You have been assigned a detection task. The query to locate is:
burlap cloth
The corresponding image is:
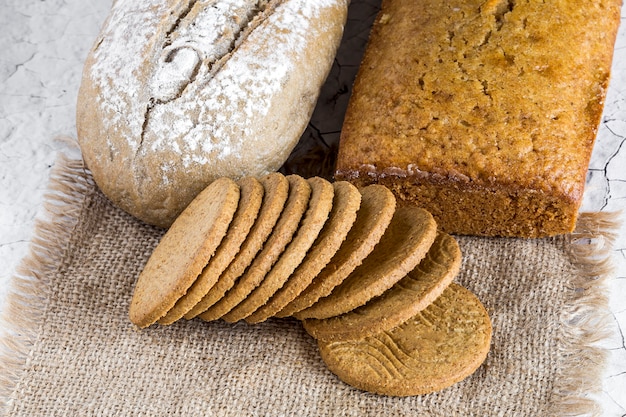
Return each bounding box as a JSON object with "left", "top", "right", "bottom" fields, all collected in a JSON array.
[
  {"left": 0, "top": 154, "right": 618, "bottom": 417},
  {"left": 0, "top": 1, "right": 621, "bottom": 415}
]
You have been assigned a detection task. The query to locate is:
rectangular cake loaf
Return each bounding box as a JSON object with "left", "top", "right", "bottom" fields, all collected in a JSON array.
[{"left": 335, "top": 0, "right": 622, "bottom": 237}]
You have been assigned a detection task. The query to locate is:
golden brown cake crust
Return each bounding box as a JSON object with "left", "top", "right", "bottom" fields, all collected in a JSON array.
[{"left": 335, "top": 0, "right": 622, "bottom": 237}]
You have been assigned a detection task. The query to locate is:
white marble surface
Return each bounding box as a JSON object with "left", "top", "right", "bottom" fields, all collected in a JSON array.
[{"left": 0, "top": 1, "right": 625, "bottom": 415}]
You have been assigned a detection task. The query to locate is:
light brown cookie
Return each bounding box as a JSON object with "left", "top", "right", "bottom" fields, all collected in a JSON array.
[
  {"left": 157, "top": 177, "right": 264, "bottom": 325},
  {"left": 317, "top": 283, "right": 492, "bottom": 396},
  {"left": 245, "top": 181, "right": 362, "bottom": 324},
  {"left": 302, "top": 232, "right": 461, "bottom": 341},
  {"left": 183, "top": 173, "right": 289, "bottom": 319},
  {"left": 224, "top": 177, "right": 335, "bottom": 323},
  {"left": 128, "top": 177, "right": 240, "bottom": 328},
  {"left": 295, "top": 206, "right": 437, "bottom": 320},
  {"left": 199, "top": 175, "right": 311, "bottom": 322},
  {"left": 276, "top": 184, "right": 396, "bottom": 318}
]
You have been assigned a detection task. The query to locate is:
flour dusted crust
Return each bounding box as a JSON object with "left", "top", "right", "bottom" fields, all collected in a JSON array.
[{"left": 77, "top": 0, "right": 348, "bottom": 227}]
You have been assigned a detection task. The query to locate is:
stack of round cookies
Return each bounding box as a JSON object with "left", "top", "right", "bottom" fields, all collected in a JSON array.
[{"left": 128, "top": 173, "right": 492, "bottom": 396}]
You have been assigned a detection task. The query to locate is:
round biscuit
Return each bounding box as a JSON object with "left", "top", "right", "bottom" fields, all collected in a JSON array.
[
  {"left": 229, "top": 177, "right": 336, "bottom": 323},
  {"left": 183, "top": 172, "right": 289, "bottom": 319},
  {"left": 276, "top": 184, "right": 396, "bottom": 318},
  {"left": 246, "top": 181, "right": 361, "bottom": 324},
  {"left": 317, "top": 283, "right": 492, "bottom": 396},
  {"left": 200, "top": 175, "right": 311, "bottom": 322},
  {"left": 157, "top": 177, "right": 264, "bottom": 325},
  {"left": 295, "top": 205, "right": 437, "bottom": 320},
  {"left": 128, "top": 177, "right": 240, "bottom": 328},
  {"left": 302, "top": 232, "right": 461, "bottom": 341}
]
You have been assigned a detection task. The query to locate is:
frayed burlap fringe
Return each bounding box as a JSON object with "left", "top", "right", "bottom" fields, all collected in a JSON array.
[
  {"left": 551, "top": 212, "right": 621, "bottom": 417},
  {"left": 0, "top": 152, "right": 94, "bottom": 415}
]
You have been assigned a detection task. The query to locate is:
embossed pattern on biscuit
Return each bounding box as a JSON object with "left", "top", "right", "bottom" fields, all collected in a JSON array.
[
  {"left": 317, "top": 283, "right": 492, "bottom": 397},
  {"left": 302, "top": 232, "right": 461, "bottom": 341}
]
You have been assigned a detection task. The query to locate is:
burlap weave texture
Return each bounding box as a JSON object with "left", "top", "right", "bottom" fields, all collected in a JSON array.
[{"left": 0, "top": 156, "right": 617, "bottom": 417}]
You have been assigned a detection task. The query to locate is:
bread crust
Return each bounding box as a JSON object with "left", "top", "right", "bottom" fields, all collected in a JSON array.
[
  {"left": 335, "top": 0, "right": 622, "bottom": 237},
  {"left": 77, "top": 0, "right": 348, "bottom": 227}
]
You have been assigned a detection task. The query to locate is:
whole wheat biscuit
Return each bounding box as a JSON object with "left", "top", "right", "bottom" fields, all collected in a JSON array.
[
  {"left": 276, "top": 185, "right": 396, "bottom": 318},
  {"left": 128, "top": 177, "right": 240, "bottom": 328},
  {"left": 245, "top": 181, "right": 362, "bottom": 324},
  {"left": 302, "top": 232, "right": 461, "bottom": 341},
  {"left": 317, "top": 283, "right": 492, "bottom": 396},
  {"left": 199, "top": 175, "right": 311, "bottom": 322},
  {"left": 224, "top": 177, "right": 335, "bottom": 322},
  {"left": 183, "top": 173, "right": 289, "bottom": 319},
  {"left": 157, "top": 177, "right": 264, "bottom": 325},
  {"left": 295, "top": 206, "right": 437, "bottom": 320}
]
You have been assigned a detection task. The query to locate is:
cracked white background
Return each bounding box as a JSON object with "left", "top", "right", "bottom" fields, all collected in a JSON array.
[{"left": 0, "top": 0, "right": 625, "bottom": 415}]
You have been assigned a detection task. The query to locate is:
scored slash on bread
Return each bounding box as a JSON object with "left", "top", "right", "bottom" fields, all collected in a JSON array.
[{"left": 128, "top": 172, "right": 492, "bottom": 396}]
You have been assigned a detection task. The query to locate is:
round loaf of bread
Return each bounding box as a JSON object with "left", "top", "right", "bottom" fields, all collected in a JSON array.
[{"left": 76, "top": 0, "right": 348, "bottom": 227}]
